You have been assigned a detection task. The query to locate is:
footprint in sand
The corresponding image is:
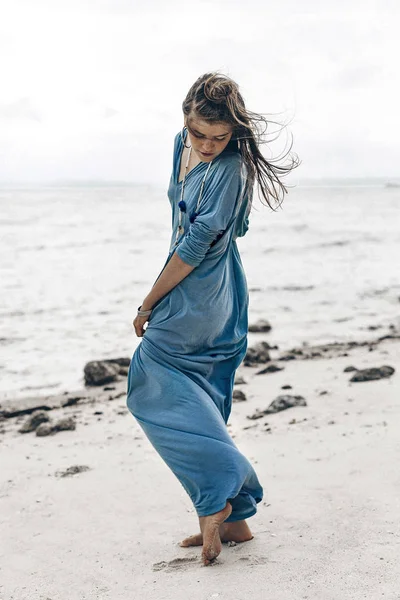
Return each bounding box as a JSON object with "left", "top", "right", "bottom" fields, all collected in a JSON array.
[
  {"left": 152, "top": 556, "right": 198, "bottom": 572},
  {"left": 237, "top": 555, "right": 269, "bottom": 566}
]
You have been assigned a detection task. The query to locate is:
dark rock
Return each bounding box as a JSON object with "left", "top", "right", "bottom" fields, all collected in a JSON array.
[
  {"left": 36, "top": 423, "right": 55, "bottom": 437},
  {"left": 104, "top": 358, "right": 131, "bottom": 376},
  {"left": 248, "top": 319, "right": 272, "bottom": 333},
  {"left": 55, "top": 465, "right": 91, "bottom": 477},
  {"left": 281, "top": 384, "right": 292, "bottom": 389},
  {"left": 108, "top": 391, "right": 126, "bottom": 400},
  {"left": 319, "top": 390, "right": 329, "bottom": 396},
  {"left": 247, "top": 394, "right": 307, "bottom": 419},
  {"left": 0, "top": 397, "right": 57, "bottom": 419},
  {"left": 61, "top": 396, "right": 86, "bottom": 407},
  {"left": 232, "top": 389, "right": 247, "bottom": 403},
  {"left": 378, "top": 333, "right": 400, "bottom": 342},
  {"left": 53, "top": 417, "right": 76, "bottom": 432},
  {"left": 350, "top": 365, "right": 395, "bottom": 382},
  {"left": 103, "top": 358, "right": 131, "bottom": 367},
  {"left": 344, "top": 366, "right": 357, "bottom": 372},
  {"left": 18, "top": 410, "right": 51, "bottom": 433},
  {"left": 103, "top": 386, "right": 116, "bottom": 391},
  {"left": 243, "top": 342, "right": 272, "bottom": 367},
  {"left": 35, "top": 416, "right": 76, "bottom": 436},
  {"left": 256, "top": 364, "right": 284, "bottom": 375},
  {"left": 84, "top": 361, "right": 119, "bottom": 386},
  {"left": 246, "top": 411, "right": 266, "bottom": 421},
  {"left": 278, "top": 353, "right": 298, "bottom": 361},
  {"left": 265, "top": 394, "right": 307, "bottom": 414},
  {"left": 234, "top": 375, "right": 247, "bottom": 385}
]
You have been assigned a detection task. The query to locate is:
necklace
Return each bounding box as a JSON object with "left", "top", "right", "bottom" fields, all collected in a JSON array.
[{"left": 174, "top": 145, "right": 214, "bottom": 246}]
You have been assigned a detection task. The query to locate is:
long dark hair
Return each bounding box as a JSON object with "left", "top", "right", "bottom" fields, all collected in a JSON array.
[{"left": 182, "top": 71, "right": 301, "bottom": 211}]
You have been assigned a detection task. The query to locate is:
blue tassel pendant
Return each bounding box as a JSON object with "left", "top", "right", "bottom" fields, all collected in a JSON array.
[
  {"left": 189, "top": 211, "right": 199, "bottom": 224},
  {"left": 178, "top": 200, "right": 187, "bottom": 212}
]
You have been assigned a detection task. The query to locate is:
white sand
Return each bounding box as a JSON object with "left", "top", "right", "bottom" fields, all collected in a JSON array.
[{"left": 1, "top": 338, "right": 399, "bottom": 600}]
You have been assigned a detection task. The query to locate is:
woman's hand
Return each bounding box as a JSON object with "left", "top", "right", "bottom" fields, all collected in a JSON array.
[{"left": 132, "top": 313, "right": 150, "bottom": 337}]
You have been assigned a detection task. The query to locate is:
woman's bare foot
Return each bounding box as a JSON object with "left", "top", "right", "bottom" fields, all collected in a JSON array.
[
  {"left": 180, "top": 518, "right": 253, "bottom": 547},
  {"left": 220, "top": 519, "right": 254, "bottom": 543},
  {"left": 198, "top": 502, "right": 232, "bottom": 566}
]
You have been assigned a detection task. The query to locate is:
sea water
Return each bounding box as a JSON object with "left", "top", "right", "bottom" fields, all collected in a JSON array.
[{"left": 1, "top": 182, "right": 399, "bottom": 400}]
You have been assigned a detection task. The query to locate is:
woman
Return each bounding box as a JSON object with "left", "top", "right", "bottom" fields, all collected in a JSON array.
[{"left": 127, "top": 72, "right": 299, "bottom": 566}]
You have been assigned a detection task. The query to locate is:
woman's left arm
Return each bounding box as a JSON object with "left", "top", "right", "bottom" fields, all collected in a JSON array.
[
  {"left": 133, "top": 253, "right": 194, "bottom": 337},
  {"left": 133, "top": 156, "right": 243, "bottom": 337}
]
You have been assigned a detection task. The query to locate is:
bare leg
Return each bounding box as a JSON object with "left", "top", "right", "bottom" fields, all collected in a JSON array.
[
  {"left": 198, "top": 502, "right": 232, "bottom": 565},
  {"left": 180, "top": 516, "right": 253, "bottom": 547}
]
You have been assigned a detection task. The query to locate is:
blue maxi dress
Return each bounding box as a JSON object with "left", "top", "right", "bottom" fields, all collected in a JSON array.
[{"left": 126, "top": 130, "right": 263, "bottom": 522}]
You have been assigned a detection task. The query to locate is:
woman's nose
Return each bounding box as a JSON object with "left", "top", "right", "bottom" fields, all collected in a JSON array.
[{"left": 202, "top": 140, "right": 214, "bottom": 151}]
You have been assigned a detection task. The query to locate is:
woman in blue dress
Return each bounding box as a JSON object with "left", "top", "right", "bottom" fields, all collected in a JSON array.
[{"left": 127, "top": 72, "right": 299, "bottom": 566}]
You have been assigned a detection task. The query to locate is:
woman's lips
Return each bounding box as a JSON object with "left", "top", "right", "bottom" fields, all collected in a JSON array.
[{"left": 201, "top": 151, "right": 213, "bottom": 157}]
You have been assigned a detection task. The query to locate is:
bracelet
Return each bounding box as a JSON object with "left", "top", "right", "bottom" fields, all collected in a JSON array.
[{"left": 137, "top": 305, "right": 153, "bottom": 317}]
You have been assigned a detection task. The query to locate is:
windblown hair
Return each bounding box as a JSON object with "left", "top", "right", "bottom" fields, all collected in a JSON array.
[{"left": 182, "top": 71, "right": 301, "bottom": 211}]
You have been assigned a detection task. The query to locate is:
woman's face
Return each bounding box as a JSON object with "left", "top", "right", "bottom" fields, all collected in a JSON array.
[{"left": 185, "top": 114, "right": 233, "bottom": 162}]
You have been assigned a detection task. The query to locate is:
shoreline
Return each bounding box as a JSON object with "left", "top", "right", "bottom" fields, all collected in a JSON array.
[{"left": 1, "top": 326, "right": 398, "bottom": 421}]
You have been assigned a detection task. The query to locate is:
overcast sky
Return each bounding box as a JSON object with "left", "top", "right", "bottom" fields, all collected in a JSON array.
[{"left": 0, "top": 0, "right": 399, "bottom": 185}]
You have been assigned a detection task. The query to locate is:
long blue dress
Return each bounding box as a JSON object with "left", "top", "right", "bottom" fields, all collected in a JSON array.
[{"left": 126, "top": 130, "right": 263, "bottom": 522}]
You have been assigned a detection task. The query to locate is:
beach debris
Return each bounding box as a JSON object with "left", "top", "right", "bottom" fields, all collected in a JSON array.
[
  {"left": 61, "top": 395, "right": 86, "bottom": 407},
  {"left": 243, "top": 342, "right": 272, "bottom": 366},
  {"left": 248, "top": 319, "right": 272, "bottom": 333},
  {"left": 247, "top": 394, "right": 307, "bottom": 420},
  {"left": 288, "top": 418, "right": 307, "bottom": 425},
  {"left": 256, "top": 364, "right": 284, "bottom": 375},
  {"left": 234, "top": 375, "right": 247, "bottom": 385},
  {"left": 344, "top": 366, "right": 357, "bottom": 372},
  {"left": 36, "top": 416, "right": 76, "bottom": 436},
  {"left": 232, "top": 389, "right": 247, "bottom": 402},
  {"left": 18, "top": 410, "right": 51, "bottom": 433},
  {"left": 278, "top": 349, "right": 303, "bottom": 361},
  {"left": 349, "top": 365, "right": 395, "bottom": 382},
  {"left": 55, "top": 465, "right": 91, "bottom": 477},
  {"left": 246, "top": 411, "right": 266, "bottom": 421},
  {"left": 270, "top": 330, "right": 400, "bottom": 362},
  {"left": 319, "top": 390, "right": 329, "bottom": 396}
]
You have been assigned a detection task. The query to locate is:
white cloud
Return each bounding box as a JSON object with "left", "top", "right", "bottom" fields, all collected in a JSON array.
[{"left": 0, "top": 0, "right": 399, "bottom": 183}]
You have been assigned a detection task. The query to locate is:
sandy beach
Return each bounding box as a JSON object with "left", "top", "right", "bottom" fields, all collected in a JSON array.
[{"left": 1, "top": 329, "right": 399, "bottom": 600}]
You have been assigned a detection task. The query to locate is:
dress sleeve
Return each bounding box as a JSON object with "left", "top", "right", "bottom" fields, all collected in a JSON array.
[{"left": 175, "top": 156, "right": 243, "bottom": 267}]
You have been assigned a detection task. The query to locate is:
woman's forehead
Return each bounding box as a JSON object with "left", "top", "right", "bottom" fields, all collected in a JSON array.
[{"left": 187, "top": 115, "right": 232, "bottom": 136}]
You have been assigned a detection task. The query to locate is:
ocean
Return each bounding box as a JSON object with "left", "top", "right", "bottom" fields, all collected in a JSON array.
[{"left": 1, "top": 182, "right": 399, "bottom": 401}]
